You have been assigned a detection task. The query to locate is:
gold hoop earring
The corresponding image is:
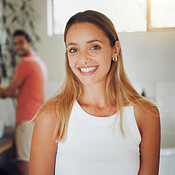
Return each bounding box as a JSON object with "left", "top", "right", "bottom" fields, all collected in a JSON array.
[{"left": 112, "top": 56, "right": 118, "bottom": 62}]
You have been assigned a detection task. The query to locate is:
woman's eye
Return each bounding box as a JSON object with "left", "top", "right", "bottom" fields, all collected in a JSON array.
[
  {"left": 69, "top": 48, "right": 77, "bottom": 53},
  {"left": 91, "top": 45, "right": 100, "bottom": 50}
]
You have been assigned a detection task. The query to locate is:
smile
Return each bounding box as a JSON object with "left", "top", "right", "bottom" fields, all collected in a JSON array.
[{"left": 80, "top": 66, "right": 98, "bottom": 73}]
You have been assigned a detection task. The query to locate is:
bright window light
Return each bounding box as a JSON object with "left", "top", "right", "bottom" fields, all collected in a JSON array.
[
  {"left": 151, "top": 0, "right": 175, "bottom": 28},
  {"left": 52, "top": 0, "right": 147, "bottom": 34}
]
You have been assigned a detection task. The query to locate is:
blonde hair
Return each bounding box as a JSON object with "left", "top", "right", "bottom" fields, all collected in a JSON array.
[{"left": 38, "top": 10, "right": 157, "bottom": 142}]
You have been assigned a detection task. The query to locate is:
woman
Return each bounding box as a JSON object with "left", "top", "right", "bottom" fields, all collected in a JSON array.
[{"left": 29, "top": 10, "right": 160, "bottom": 175}]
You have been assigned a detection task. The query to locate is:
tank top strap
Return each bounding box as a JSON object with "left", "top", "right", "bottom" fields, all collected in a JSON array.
[{"left": 123, "top": 106, "right": 141, "bottom": 145}]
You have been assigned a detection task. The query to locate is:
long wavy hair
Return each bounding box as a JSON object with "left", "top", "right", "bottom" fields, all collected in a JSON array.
[{"left": 38, "top": 10, "right": 156, "bottom": 142}]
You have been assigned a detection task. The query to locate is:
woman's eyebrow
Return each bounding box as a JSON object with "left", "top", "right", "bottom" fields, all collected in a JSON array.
[
  {"left": 87, "top": 39, "right": 103, "bottom": 44},
  {"left": 66, "top": 42, "right": 77, "bottom": 47},
  {"left": 66, "top": 39, "right": 103, "bottom": 47}
]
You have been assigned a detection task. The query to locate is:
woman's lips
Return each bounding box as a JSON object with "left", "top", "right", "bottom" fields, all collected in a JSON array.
[{"left": 79, "top": 66, "right": 98, "bottom": 73}]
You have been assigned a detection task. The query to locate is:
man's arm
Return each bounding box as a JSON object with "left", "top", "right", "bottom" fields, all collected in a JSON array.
[{"left": 0, "top": 78, "right": 22, "bottom": 98}]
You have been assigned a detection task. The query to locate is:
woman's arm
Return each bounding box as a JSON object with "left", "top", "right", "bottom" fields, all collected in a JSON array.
[
  {"left": 29, "top": 106, "right": 58, "bottom": 175},
  {"left": 135, "top": 104, "right": 161, "bottom": 175}
]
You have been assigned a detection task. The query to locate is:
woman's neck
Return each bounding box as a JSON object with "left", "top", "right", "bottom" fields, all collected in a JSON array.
[
  {"left": 79, "top": 82, "right": 108, "bottom": 107},
  {"left": 77, "top": 82, "right": 117, "bottom": 117}
]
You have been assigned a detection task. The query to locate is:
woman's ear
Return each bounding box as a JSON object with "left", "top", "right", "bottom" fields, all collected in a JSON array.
[{"left": 113, "top": 40, "right": 121, "bottom": 57}]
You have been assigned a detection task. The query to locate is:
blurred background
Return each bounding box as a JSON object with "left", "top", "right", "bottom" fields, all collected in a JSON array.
[
  {"left": 0, "top": 0, "right": 175, "bottom": 126},
  {"left": 0, "top": 0, "right": 175, "bottom": 174}
]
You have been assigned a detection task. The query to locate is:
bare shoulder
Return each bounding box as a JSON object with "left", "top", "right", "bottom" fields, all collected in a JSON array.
[
  {"left": 30, "top": 100, "right": 58, "bottom": 175},
  {"left": 31, "top": 100, "right": 59, "bottom": 151},
  {"left": 134, "top": 102, "right": 161, "bottom": 174},
  {"left": 134, "top": 102, "right": 160, "bottom": 136},
  {"left": 35, "top": 100, "right": 58, "bottom": 124},
  {"left": 33, "top": 100, "right": 59, "bottom": 140}
]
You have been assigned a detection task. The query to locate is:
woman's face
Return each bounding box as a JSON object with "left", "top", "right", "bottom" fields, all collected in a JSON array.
[{"left": 66, "top": 22, "right": 118, "bottom": 86}]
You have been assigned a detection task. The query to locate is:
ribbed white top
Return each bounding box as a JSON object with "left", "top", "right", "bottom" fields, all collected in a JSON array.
[{"left": 55, "top": 101, "right": 141, "bottom": 175}]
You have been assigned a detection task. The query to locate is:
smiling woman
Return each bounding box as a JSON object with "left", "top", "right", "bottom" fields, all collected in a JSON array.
[
  {"left": 66, "top": 22, "right": 118, "bottom": 86},
  {"left": 29, "top": 10, "right": 160, "bottom": 175}
]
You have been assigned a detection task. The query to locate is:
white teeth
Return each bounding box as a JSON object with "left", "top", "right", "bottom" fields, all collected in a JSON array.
[{"left": 80, "top": 67, "right": 97, "bottom": 73}]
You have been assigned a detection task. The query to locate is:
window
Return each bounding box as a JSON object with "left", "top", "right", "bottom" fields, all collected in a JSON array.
[
  {"left": 50, "top": 0, "right": 175, "bottom": 35},
  {"left": 147, "top": 0, "right": 175, "bottom": 30}
]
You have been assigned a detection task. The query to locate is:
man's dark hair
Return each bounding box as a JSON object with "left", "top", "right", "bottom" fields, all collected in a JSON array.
[{"left": 13, "top": 29, "right": 32, "bottom": 43}]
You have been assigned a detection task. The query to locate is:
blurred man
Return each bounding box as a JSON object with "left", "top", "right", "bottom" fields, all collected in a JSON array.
[{"left": 0, "top": 29, "right": 48, "bottom": 175}]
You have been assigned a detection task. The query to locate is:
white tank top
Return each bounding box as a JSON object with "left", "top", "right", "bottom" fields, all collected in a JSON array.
[{"left": 55, "top": 101, "right": 141, "bottom": 175}]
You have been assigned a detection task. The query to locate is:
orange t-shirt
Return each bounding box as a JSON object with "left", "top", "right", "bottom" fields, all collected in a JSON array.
[{"left": 14, "top": 52, "right": 48, "bottom": 125}]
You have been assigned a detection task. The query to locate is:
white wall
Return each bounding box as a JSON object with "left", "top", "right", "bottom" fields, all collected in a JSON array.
[
  {"left": 33, "top": 0, "right": 175, "bottom": 121},
  {"left": 33, "top": 0, "right": 65, "bottom": 82},
  {"left": 32, "top": 0, "right": 175, "bottom": 104},
  {"left": 33, "top": 0, "right": 175, "bottom": 83},
  {"left": 119, "top": 31, "right": 175, "bottom": 83},
  {"left": 1, "top": 0, "right": 175, "bottom": 126}
]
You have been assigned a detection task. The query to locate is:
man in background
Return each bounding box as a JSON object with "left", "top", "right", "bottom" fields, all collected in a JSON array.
[{"left": 0, "top": 29, "right": 48, "bottom": 175}]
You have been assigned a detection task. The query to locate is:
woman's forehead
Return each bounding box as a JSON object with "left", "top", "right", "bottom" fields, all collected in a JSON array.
[{"left": 66, "top": 22, "right": 108, "bottom": 44}]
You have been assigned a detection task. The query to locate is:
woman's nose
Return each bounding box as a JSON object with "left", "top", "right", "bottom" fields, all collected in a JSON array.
[{"left": 79, "top": 50, "right": 91, "bottom": 64}]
